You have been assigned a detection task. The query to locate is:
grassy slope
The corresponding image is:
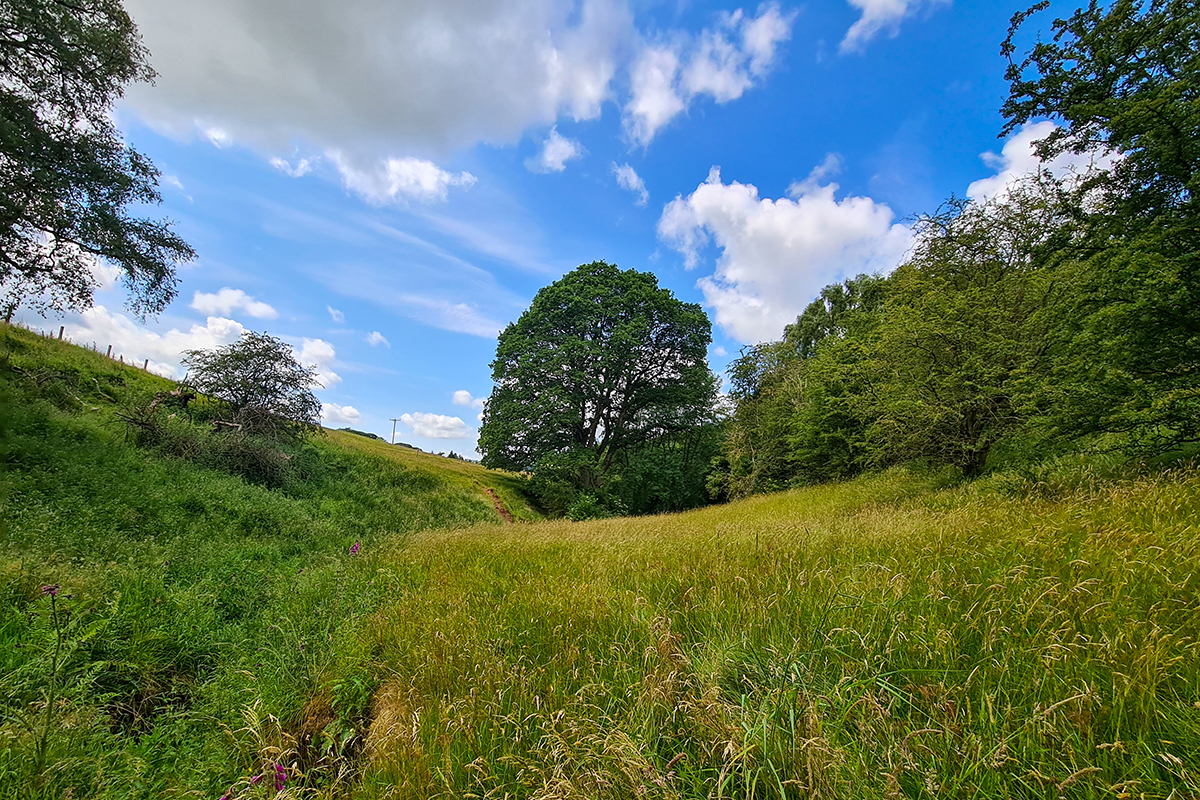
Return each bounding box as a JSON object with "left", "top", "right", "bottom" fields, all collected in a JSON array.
[
  {"left": 3, "top": 324, "right": 1200, "bottom": 798},
  {"left": 0, "top": 324, "right": 532, "bottom": 799},
  {"left": 327, "top": 429, "right": 537, "bottom": 522}
]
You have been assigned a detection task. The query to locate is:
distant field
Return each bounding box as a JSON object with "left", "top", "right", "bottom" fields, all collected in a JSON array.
[
  {"left": 2, "top": 323, "right": 1199, "bottom": 799},
  {"left": 327, "top": 428, "right": 537, "bottom": 522}
]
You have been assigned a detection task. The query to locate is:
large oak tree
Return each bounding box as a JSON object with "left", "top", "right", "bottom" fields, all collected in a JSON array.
[{"left": 479, "top": 261, "right": 718, "bottom": 490}]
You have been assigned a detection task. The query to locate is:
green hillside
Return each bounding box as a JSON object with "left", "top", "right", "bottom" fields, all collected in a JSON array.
[{"left": 2, "top": 323, "right": 1199, "bottom": 799}]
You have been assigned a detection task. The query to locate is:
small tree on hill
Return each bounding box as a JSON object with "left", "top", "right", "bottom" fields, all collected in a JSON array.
[{"left": 182, "top": 331, "right": 322, "bottom": 438}]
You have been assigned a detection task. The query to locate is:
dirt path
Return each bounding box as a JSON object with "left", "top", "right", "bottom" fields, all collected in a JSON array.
[{"left": 482, "top": 487, "right": 514, "bottom": 523}]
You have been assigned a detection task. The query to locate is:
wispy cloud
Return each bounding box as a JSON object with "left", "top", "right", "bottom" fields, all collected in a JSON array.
[{"left": 612, "top": 162, "right": 649, "bottom": 206}]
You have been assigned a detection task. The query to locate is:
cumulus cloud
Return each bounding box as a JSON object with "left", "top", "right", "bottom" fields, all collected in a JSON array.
[
  {"left": 658, "top": 162, "right": 912, "bottom": 343},
  {"left": 190, "top": 287, "right": 278, "bottom": 319},
  {"left": 321, "top": 403, "right": 362, "bottom": 425},
  {"left": 297, "top": 337, "right": 341, "bottom": 387},
  {"left": 612, "top": 162, "right": 648, "bottom": 206},
  {"left": 966, "top": 121, "right": 1117, "bottom": 202},
  {"left": 64, "top": 306, "right": 246, "bottom": 379},
  {"left": 327, "top": 306, "right": 345, "bottom": 323},
  {"left": 122, "top": 0, "right": 630, "bottom": 157},
  {"left": 400, "top": 412, "right": 471, "bottom": 439},
  {"left": 624, "top": 4, "right": 794, "bottom": 146},
  {"left": 526, "top": 127, "right": 585, "bottom": 173},
  {"left": 365, "top": 330, "right": 390, "bottom": 348},
  {"left": 328, "top": 152, "right": 477, "bottom": 204},
  {"left": 452, "top": 389, "right": 486, "bottom": 409},
  {"left": 840, "top": 0, "right": 948, "bottom": 54}
]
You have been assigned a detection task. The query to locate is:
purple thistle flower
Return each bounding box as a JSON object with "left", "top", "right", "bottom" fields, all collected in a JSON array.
[
  {"left": 349, "top": 540, "right": 360, "bottom": 556},
  {"left": 250, "top": 774, "right": 262, "bottom": 786},
  {"left": 41, "top": 583, "right": 59, "bottom": 597},
  {"left": 275, "top": 763, "right": 287, "bottom": 791}
]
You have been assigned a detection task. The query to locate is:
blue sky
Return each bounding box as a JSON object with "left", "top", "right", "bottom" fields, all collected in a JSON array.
[{"left": 25, "top": 0, "right": 1085, "bottom": 455}]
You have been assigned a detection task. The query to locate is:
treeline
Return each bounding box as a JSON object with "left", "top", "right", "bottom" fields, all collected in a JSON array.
[{"left": 709, "top": 0, "right": 1199, "bottom": 499}]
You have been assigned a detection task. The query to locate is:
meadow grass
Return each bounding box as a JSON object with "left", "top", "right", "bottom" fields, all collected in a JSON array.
[
  {"left": 344, "top": 467, "right": 1200, "bottom": 799},
  {"left": 2, "top": 323, "right": 1199, "bottom": 798}
]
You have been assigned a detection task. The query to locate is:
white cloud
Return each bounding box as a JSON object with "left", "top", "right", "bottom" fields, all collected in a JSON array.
[
  {"left": 297, "top": 337, "right": 341, "bottom": 387},
  {"left": 966, "top": 121, "right": 1116, "bottom": 202},
  {"left": 327, "top": 306, "right": 345, "bottom": 323},
  {"left": 525, "top": 127, "right": 585, "bottom": 173},
  {"left": 611, "top": 162, "right": 648, "bottom": 206},
  {"left": 328, "top": 152, "right": 477, "bottom": 204},
  {"left": 64, "top": 306, "right": 246, "bottom": 379},
  {"left": 712, "top": 345, "right": 728, "bottom": 357},
  {"left": 203, "top": 126, "right": 232, "bottom": 148},
  {"left": 400, "top": 411, "right": 471, "bottom": 439},
  {"left": 122, "top": 0, "right": 630, "bottom": 157},
  {"left": 269, "top": 155, "right": 316, "bottom": 177},
  {"left": 190, "top": 287, "right": 279, "bottom": 319},
  {"left": 658, "top": 163, "right": 912, "bottom": 343},
  {"left": 452, "top": 389, "right": 486, "bottom": 409},
  {"left": 624, "top": 4, "right": 794, "bottom": 146},
  {"left": 321, "top": 403, "right": 362, "bottom": 425},
  {"left": 840, "top": 0, "right": 948, "bottom": 54},
  {"left": 365, "top": 330, "right": 390, "bottom": 348}
]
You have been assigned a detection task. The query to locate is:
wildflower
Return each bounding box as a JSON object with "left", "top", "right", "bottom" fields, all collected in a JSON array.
[
  {"left": 41, "top": 584, "right": 59, "bottom": 597},
  {"left": 250, "top": 774, "right": 262, "bottom": 786},
  {"left": 349, "top": 540, "right": 360, "bottom": 556},
  {"left": 275, "top": 763, "right": 287, "bottom": 791}
]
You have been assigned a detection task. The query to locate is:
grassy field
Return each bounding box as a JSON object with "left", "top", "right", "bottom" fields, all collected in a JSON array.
[
  {"left": 0, "top": 324, "right": 532, "bottom": 798},
  {"left": 2, "top": 324, "right": 1199, "bottom": 798}
]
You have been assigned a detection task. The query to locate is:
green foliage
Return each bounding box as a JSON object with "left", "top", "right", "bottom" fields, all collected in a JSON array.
[
  {"left": 714, "top": 275, "right": 887, "bottom": 498},
  {"left": 864, "top": 184, "right": 1070, "bottom": 475},
  {"left": 182, "top": 330, "right": 323, "bottom": 437},
  {"left": 480, "top": 261, "right": 719, "bottom": 514},
  {"left": 0, "top": 0, "right": 194, "bottom": 318},
  {"left": 717, "top": 0, "right": 1200, "bottom": 488},
  {"left": 1003, "top": 0, "right": 1200, "bottom": 453}
]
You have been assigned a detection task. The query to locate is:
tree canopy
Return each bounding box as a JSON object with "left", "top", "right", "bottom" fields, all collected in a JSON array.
[
  {"left": 0, "top": 0, "right": 194, "bottom": 318},
  {"left": 1003, "top": 0, "right": 1200, "bottom": 451},
  {"left": 479, "top": 261, "right": 718, "bottom": 510}
]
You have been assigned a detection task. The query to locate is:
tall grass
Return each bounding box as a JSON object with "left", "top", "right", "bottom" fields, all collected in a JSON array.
[
  {"left": 345, "top": 468, "right": 1200, "bottom": 799},
  {"left": 2, "top": 323, "right": 1199, "bottom": 798}
]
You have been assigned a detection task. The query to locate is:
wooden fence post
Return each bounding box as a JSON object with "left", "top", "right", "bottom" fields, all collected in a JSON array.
[
  {"left": 58, "top": 326, "right": 64, "bottom": 339},
  {"left": 143, "top": 359, "right": 149, "bottom": 370},
  {"left": 106, "top": 345, "right": 112, "bottom": 357}
]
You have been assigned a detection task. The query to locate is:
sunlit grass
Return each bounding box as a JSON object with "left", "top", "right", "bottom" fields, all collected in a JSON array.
[
  {"left": 2, "top": 323, "right": 1199, "bottom": 798},
  {"left": 346, "top": 467, "right": 1200, "bottom": 798}
]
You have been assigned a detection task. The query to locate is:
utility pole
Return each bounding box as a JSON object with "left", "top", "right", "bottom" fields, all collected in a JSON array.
[{"left": 390, "top": 418, "right": 400, "bottom": 445}]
